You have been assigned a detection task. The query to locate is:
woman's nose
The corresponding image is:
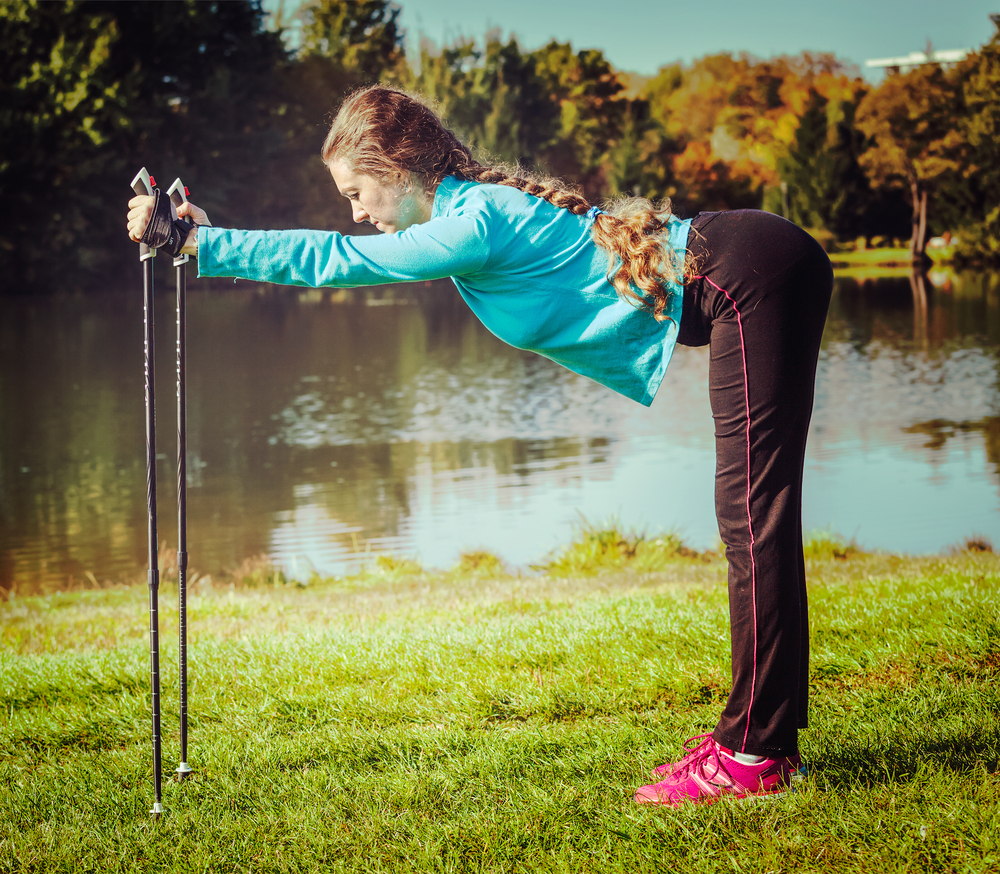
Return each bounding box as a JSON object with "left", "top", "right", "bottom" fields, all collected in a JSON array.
[{"left": 351, "top": 202, "right": 368, "bottom": 223}]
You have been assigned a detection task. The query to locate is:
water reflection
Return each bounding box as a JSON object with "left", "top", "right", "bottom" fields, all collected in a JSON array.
[{"left": 1, "top": 268, "right": 998, "bottom": 593}]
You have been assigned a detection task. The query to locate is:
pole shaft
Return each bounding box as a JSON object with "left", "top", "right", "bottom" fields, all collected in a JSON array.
[
  {"left": 176, "top": 258, "right": 189, "bottom": 767},
  {"left": 143, "top": 253, "right": 163, "bottom": 808},
  {"left": 167, "top": 177, "right": 193, "bottom": 781}
]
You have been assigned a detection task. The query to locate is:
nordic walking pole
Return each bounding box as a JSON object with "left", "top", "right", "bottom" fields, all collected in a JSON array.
[
  {"left": 167, "top": 177, "right": 193, "bottom": 781},
  {"left": 131, "top": 166, "right": 164, "bottom": 817}
]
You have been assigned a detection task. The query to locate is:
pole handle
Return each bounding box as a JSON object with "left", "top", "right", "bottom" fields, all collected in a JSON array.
[
  {"left": 131, "top": 167, "right": 156, "bottom": 262},
  {"left": 167, "top": 178, "right": 191, "bottom": 266},
  {"left": 166, "top": 177, "right": 188, "bottom": 207}
]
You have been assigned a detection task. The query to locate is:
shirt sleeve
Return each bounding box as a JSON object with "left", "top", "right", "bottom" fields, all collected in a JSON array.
[{"left": 197, "top": 212, "right": 492, "bottom": 287}]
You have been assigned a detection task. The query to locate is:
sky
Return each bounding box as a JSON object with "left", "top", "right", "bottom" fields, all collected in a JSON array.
[{"left": 392, "top": 0, "right": 999, "bottom": 81}]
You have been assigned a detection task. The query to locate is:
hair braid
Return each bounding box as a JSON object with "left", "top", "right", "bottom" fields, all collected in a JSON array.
[
  {"left": 323, "top": 85, "right": 688, "bottom": 320},
  {"left": 454, "top": 163, "right": 592, "bottom": 217}
]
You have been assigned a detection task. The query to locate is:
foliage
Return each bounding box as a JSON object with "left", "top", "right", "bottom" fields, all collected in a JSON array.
[
  {"left": 297, "top": 0, "right": 404, "bottom": 75},
  {"left": 410, "top": 34, "right": 563, "bottom": 171},
  {"left": 0, "top": 0, "right": 287, "bottom": 289},
  {"left": 530, "top": 42, "right": 629, "bottom": 194},
  {"left": 856, "top": 67, "right": 967, "bottom": 193},
  {"left": 407, "top": 34, "right": 632, "bottom": 199},
  {"left": 603, "top": 94, "right": 680, "bottom": 200},
  {"left": 639, "top": 52, "right": 870, "bottom": 214},
  {"left": 224, "top": 553, "right": 291, "bottom": 588},
  {"left": 952, "top": 33, "right": 1000, "bottom": 264},
  {"left": 2, "top": 1, "right": 999, "bottom": 292},
  {"left": 856, "top": 64, "right": 969, "bottom": 259},
  {"left": 961, "top": 536, "right": 994, "bottom": 554},
  {"left": 772, "top": 85, "right": 909, "bottom": 242},
  {"left": 371, "top": 553, "right": 424, "bottom": 578},
  {"left": 259, "top": 0, "right": 408, "bottom": 231}
]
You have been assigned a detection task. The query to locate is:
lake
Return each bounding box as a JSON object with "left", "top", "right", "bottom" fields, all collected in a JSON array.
[{"left": 2, "top": 267, "right": 998, "bottom": 593}]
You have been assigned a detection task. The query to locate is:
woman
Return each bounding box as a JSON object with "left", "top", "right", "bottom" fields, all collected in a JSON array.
[{"left": 128, "top": 85, "right": 833, "bottom": 807}]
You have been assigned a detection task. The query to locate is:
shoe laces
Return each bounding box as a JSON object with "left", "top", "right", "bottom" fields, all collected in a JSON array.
[
  {"left": 662, "top": 735, "right": 741, "bottom": 791},
  {"left": 654, "top": 733, "right": 715, "bottom": 778}
]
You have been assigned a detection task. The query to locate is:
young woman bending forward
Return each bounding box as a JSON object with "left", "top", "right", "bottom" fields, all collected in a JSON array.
[{"left": 127, "top": 85, "right": 833, "bottom": 806}]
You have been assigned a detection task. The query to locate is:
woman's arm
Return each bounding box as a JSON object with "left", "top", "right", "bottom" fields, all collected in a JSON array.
[
  {"left": 197, "top": 214, "right": 491, "bottom": 288},
  {"left": 127, "top": 195, "right": 489, "bottom": 286}
]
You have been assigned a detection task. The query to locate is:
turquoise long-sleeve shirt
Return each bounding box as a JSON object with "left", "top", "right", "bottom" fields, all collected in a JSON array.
[{"left": 197, "top": 175, "right": 691, "bottom": 406}]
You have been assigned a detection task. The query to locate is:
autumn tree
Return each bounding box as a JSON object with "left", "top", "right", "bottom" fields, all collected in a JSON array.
[
  {"left": 639, "top": 52, "right": 862, "bottom": 213},
  {"left": 855, "top": 64, "right": 968, "bottom": 262}
]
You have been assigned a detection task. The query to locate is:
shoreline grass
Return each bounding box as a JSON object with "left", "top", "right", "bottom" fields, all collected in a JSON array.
[
  {"left": 827, "top": 246, "right": 915, "bottom": 279},
  {"left": 1, "top": 535, "right": 998, "bottom": 873},
  {"left": 827, "top": 247, "right": 913, "bottom": 268}
]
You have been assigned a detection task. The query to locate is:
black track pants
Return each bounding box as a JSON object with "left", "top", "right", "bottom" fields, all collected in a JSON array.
[{"left": 677, "top": 210, "right": 834, "bottom": 757}]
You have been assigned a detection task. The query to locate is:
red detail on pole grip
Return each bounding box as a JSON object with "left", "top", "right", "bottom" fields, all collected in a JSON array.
[
  {"left": 184, "top": 187, "right": 190, "bottom": 196},
  {"left": 149, "top": 175, "right": 157, "bottom": 188}
]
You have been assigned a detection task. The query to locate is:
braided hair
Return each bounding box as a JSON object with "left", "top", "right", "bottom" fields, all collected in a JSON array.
[{"left": 322, "top": 85, "right": 687, "bottom": 320}]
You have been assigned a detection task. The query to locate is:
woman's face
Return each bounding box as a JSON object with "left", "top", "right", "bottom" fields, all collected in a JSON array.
[{"left": 329, "top": 159, "right": 428, "bottom": 234}]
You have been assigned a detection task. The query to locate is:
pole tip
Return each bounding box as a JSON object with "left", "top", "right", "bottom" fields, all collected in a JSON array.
[
  {"left": 176, "top": 762, "right": 193, "bottom": 779},
  {"left": 151, "top": 802, "right": 164, "bottom": 817}
]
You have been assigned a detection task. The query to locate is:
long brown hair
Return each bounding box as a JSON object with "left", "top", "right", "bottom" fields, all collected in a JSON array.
[{"left": 322, "top": 85, "right": 687, "bottom": 320}]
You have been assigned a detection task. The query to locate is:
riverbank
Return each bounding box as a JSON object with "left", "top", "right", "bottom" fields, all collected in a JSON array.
[
  {"left": 828, "top": 246, "right": 915, "bottom": 278},
  {"left": 2, "top": 539, "right": 998, "bottom": 873}
]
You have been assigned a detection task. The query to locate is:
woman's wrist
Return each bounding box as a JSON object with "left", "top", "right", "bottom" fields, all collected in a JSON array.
[{"left": 181, "top": 225, "right": 199, "bottom": 256}]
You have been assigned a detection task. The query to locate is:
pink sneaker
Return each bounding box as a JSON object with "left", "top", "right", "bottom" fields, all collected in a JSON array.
[{"left": 635, "top": 735, "right": 804, "bottom": 806}]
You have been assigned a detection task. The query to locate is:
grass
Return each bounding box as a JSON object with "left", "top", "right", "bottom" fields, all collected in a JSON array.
[
  {"left": 827, "top": 246, "right": 915, "bottom": 279},
  {"left": 1, "top": 532, "right": 999, "bottom": 873},
  {"left": 827, "top": 247, "right": 913, "bottom": 267}
]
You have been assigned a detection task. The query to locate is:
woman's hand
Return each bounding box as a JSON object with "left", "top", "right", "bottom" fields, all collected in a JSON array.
[
  {"left": 127, "top": 196, "right": 211, "bottom": 255},
  {"left": 176, "top": 201, "right": 211, "bottom": 255},
  {"left": 176, "top": 200, "right": 211, "bottom": 228},
  {"left": 127, "top": 194, "right": 155, "bottom": 242}
]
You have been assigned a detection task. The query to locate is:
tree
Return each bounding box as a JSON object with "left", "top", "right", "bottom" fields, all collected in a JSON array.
[
  {"left": 530, "top": 42, "right": 627, "bottom": 195},
  {"left": 775, "top": 84, "right": 908, "bottom": 242},
  {"left": 951, "top": 31, "right": 1000, "bottom": 262},
  {"left": 856, "top": 65, "right": 968, "bottom": 262},
  {"left": 265, "top": 0, "right": 408, "bottom": 231},
  {"left": 411, "top": 34, "right": 632, "bottom": 199},
  {"left": 0, "top": 0, "right": 416, "bottom": 289},
  {"left": 0, "top": 0, "right": 287, "bottom": 290},
  {"left": 412, "top": 34, "right": 561, "bottom": 169},
  {"left": 297, "top": 0, "right": 404, "bottom": 76},
  {"left": 603, "top": 97, "right": 680, "bottom": 201}
]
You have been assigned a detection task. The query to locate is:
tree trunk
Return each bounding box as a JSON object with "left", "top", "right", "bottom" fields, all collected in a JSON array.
[
  {"left": 908, "top": 179, "right": 921, "bottom": 262},
  {"left": 915, "top": 187, "right": 929, "bottom": 263}
]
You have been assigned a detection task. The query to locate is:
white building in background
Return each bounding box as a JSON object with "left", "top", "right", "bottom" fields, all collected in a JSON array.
[
  {"left": 865, "top": 44, "right": 971, "bottom": 75},
  {"left": 867, "top": 14, "right": 999, "bottom": 75}
]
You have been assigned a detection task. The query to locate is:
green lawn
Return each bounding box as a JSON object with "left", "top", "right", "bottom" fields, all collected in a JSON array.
[{"left": 2, "top": 538, "right": 998, "bottom": 873}]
